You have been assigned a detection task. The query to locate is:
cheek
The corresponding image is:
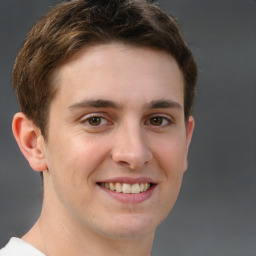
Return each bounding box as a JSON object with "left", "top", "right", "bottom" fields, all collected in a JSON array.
[
  {"left": 154, "top": 135, "right": 188, "bottom": 175},
  {"left": 46, "top": 134, "right": 110, "bottom": 186}
]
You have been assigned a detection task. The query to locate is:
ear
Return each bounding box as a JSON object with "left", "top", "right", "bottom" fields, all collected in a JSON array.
[
  {"left": 12, "top": 112, "right": 48, "bottom": 172},
  {"left": 183, "top": 116, "right": 195, "bottom": 172}
]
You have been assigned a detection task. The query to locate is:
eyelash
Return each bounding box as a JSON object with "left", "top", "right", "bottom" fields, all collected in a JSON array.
[
  {"left": 81, "top": 113, "right": 173, "bottom": 130},
  {"left": 82, "top": 114, "right": 111, "bottom": 128},
  {"left": 145, "top": 115, "right": 172, "bottom": 128}
]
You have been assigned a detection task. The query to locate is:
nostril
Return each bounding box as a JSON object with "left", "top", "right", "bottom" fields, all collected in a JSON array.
[
  {"left": 119, "top": 160, "right": 130, "bottom": 166},
  {"left": 116, "top": 160, "right": 137, "bottom": 170}
]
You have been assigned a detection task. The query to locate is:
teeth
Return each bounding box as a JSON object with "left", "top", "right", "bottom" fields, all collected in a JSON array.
[
  {"left": 122, "top": 183, "right": 131, "bottom": 193},
  {"left": 109, "top": 182, "right": 115, "bottom": 191},
  {"left": 144, "top": 182, "right": 150, "bottom": 191},
  {"left": 99, "top": 182, "right": 151, "bottom": 194},
  {"left": 131, "top": 183, "right": 140, "bottom": 194},
  {"left": 115, "top": 182, "right": 122, "bottom": 192}
]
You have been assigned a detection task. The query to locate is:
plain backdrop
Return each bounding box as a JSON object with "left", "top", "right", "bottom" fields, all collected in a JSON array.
[{"left": 0, "top": 1, "right": 255, "bottom": 255}]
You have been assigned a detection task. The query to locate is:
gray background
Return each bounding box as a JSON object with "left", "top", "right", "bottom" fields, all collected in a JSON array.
[{"left": 0, "top": 0, "right": 255, "bottom": 255}]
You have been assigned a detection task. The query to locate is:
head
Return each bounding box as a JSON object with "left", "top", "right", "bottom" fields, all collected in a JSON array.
[
  {"left": 12, "top": 0, "right": 197, "bottom": 139},
  {"left": 11, "top": 0, "right": 198, "bottom": 245}
]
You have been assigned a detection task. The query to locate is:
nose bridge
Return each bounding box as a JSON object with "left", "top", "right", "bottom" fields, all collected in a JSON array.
[{"left": 111, "top": 119, "right": 152, "bottom": 169}]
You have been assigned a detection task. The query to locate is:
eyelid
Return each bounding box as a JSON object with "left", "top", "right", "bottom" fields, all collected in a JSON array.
[
  {"left": 80, "top": 111, "right": 108, "bottom": 120},
  {"left": 80, "top": 112, "right": 113, "bottom": 128},
  {"left": 145, "top": 113, "right": 174, "bottom": 126}
]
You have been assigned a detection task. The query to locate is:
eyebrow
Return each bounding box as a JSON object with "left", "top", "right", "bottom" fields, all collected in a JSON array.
[
  {"left": 68, "top": 98, "right": 182, "bottom": 111},
  {"left": 68, "top": 99, "right": 120, "bottom": 110},
  {"left": 148, "top": 99, "right": 182, "bottom": 110}
]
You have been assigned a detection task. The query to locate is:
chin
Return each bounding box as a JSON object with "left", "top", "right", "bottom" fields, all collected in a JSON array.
[{"left": 99, "top": 213, "right": 159, "bottom": 239}]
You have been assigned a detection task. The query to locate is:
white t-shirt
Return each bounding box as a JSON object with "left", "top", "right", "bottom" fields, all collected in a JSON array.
[{"left": 0, "top": 237, "right": 45, "bottom": 256}]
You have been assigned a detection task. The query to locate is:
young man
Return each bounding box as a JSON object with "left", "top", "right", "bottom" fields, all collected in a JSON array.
[{"left": 0, "top": 0, "right": 197, "bottom": 255}]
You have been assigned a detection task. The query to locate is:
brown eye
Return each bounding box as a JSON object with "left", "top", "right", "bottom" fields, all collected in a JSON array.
[
  {"left": 88, "top": 117, "right": 102, "bottom": 126},
  {"left": 147, "top": 116, "right": 171, "bottom": 127},
  {"left": 150, "top": 117, "right": 163, "bottom": 126}
]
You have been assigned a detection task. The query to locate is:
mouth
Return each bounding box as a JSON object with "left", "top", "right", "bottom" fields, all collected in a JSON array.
[{"left": 97, "top": 182, "right": 153, "bottom": 194}]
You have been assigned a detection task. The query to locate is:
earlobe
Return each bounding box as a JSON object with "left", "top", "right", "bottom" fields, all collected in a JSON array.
[{"left": 12, "top": 112, "right": 47, "bottom": 172}]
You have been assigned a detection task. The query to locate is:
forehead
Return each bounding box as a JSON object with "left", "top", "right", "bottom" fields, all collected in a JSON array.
[{"left": 51, "top": 43, "right": 184, "bottom": 109}]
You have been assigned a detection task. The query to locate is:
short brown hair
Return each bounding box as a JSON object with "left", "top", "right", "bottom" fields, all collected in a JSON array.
[{"left": 12, "top": 0, "right": 198, "bottom": 137}]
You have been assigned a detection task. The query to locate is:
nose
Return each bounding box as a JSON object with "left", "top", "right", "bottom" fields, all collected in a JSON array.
[{"left": 111, "top": 123, "right": 153, "bottom": 170}]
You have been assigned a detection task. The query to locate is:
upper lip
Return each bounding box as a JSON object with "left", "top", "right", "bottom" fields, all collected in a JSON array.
[{"left": 97, "top": 176, "right": 157, "bottom": 185}]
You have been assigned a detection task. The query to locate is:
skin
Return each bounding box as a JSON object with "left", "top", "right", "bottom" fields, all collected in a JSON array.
[{"left": 13, "top": 43, "right": 194, "bottom": 256}]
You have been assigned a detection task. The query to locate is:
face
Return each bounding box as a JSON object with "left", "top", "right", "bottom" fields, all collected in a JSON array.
[{"left": 41, "top": 43, "right": 194, "bottom": 240}]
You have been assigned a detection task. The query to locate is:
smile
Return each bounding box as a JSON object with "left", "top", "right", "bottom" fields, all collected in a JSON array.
[{"left": 98, "top": 182, "right": 152, "bottom": 194}]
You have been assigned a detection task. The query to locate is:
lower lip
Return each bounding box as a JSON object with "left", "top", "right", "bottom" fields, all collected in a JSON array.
[{"left": 98, "top": 185, "right": 156, "bottom": 204}]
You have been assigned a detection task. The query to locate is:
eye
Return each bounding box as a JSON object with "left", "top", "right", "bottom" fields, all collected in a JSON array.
[
  {"left": 88, "top": 116, "right": 103, "bottom": 126},
  {"left": 86, "top": 116, "right": 108, "bottom": 126},
  {"left": 150, "top": 117, "right": 166, "bottom": 126},
  {"left": 145, "top": 115, "right": 172, "bottom": 127},
  {"left": 80, "top": 114, "right": 112, "bottom": 132}
]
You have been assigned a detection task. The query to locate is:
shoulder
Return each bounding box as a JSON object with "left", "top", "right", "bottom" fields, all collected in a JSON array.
[{"left": 0, "top": 238, "right": 45, "bottom": 256}]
